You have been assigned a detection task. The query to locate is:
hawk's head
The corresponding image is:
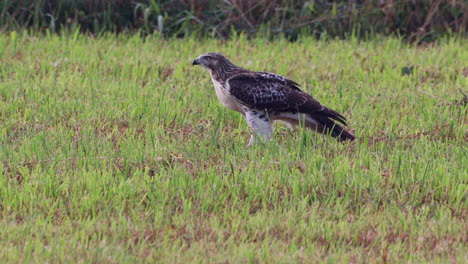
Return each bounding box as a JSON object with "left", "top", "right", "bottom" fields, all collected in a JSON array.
[{"left": 192, "top": 52, "right": 230, "bottom": 72}]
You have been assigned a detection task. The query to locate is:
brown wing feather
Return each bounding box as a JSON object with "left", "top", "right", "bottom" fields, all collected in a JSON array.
[
  {"left": 257, "top": 72, "right": 302, "bottom": 91},
  {"left": 228, "top": 72, "right": 323, "bottom": 113},
  {"left": 228, "top": 72, "right": 354, "bottom": 141}
]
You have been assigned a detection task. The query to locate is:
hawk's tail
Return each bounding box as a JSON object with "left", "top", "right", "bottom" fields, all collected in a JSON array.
[
  {"left": 307, "top": 108, "right": 355, "bottom": 142},
  {"left": 325, "top": 122, "right": 356, "bottom": 141}
]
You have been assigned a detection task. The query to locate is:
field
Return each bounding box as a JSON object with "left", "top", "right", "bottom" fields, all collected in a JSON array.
[{"left": 0, "top": 33, "right": 467, "bottom": 263}]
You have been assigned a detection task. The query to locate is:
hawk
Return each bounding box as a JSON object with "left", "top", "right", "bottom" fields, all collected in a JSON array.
[{"left": 193, "top": 52, "right": 355, "bottom": 146}]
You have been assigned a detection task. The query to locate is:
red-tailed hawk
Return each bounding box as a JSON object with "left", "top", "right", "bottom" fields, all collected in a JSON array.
[{"left": 193, "top": 52, "right": 355, "bottom": 146}]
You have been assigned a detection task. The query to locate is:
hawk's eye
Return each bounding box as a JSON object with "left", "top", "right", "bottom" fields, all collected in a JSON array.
[{"left": 203, "top": 56, "right": 212, "bottom": 61}]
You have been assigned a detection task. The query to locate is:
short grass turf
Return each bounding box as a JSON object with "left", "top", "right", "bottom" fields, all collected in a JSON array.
[{"left": 0, "top": 33, "right": 467, "bottom": 263}]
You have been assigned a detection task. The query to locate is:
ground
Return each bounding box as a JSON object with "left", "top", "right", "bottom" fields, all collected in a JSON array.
[{"left": 0, "top": 33, "right": 467, "bottom": 263}]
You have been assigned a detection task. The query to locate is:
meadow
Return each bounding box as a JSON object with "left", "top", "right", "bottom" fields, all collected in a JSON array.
[{"left": 0, "top": 33, "right": 467, "bottom": 263}]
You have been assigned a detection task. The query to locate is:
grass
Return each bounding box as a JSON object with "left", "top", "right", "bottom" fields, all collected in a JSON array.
[{"left": 0, "top": 32, "right": 467, "bottom": 263}]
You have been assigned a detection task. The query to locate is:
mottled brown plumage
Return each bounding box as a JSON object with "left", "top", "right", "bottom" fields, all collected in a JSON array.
[{"left": 193, "top": 52, "right": 355, "bottom": 145}]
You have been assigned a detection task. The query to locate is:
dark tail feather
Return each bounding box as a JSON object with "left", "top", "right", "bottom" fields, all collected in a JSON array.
[
  {"left": 308, "top": 111, "right": 355, "bottom": 141},
  {"left": 329, "top": 123, "right": 355, "bottom": 141}
]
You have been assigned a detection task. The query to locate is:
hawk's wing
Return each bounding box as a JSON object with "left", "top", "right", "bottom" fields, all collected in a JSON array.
[{"left": 227, "top": 72, "right": 348, "bottom": 125}]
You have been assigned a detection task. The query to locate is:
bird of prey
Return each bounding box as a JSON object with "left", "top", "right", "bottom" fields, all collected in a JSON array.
[{"left": 192, "top": 52, "right": 355, "bottom": 146}]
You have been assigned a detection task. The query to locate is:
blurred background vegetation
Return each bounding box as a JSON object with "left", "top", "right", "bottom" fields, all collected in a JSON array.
[{"left": 1, "top": 0, "right": 467, "bottom": 42}]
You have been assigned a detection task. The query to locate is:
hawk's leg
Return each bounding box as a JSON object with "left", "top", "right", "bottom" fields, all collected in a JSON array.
[{"left": 244, "top": 110, "right": 272, "bottom": 146}]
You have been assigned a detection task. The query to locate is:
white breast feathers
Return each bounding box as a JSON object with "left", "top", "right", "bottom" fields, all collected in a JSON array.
[{"left": 211, "top": 78, "right": 244, "bottom": 113}]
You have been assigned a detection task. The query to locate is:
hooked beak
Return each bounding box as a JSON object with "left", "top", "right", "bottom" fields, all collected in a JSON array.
[{"left": 192, "top": 58, "right": 200, "bottom": 66}]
